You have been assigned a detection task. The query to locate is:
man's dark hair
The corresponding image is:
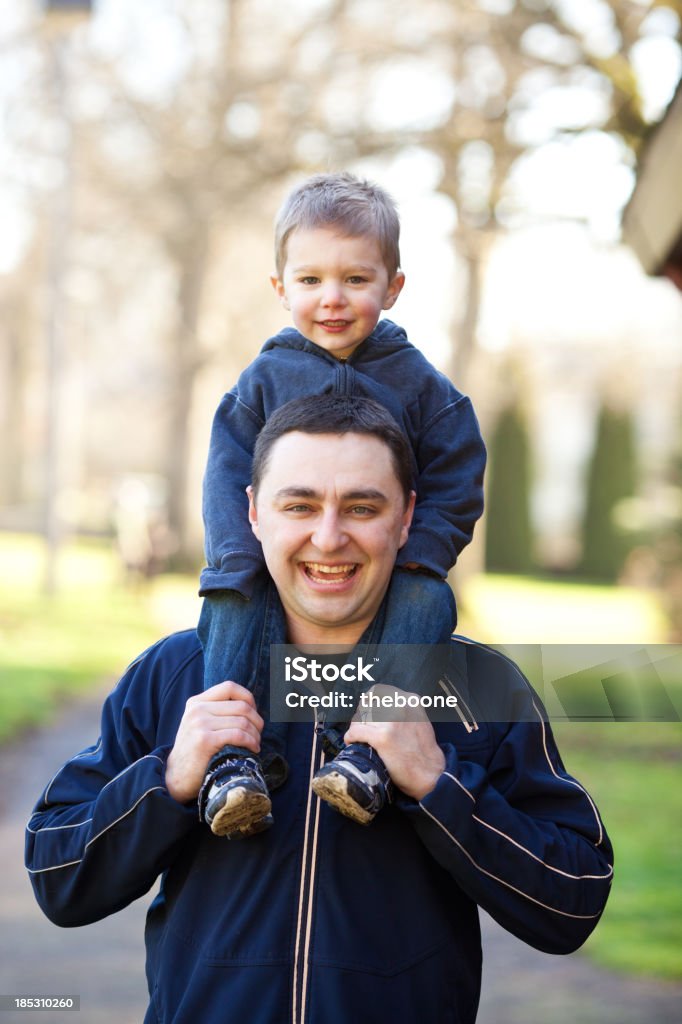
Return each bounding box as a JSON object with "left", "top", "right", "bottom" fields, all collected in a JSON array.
[{"left": 252, "top": 395, "right": 414, "bottom": 502}]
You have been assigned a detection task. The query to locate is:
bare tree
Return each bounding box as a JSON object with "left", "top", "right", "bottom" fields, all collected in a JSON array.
[{"left": 3, "top": 0, "right": 679, "bottom": 564}]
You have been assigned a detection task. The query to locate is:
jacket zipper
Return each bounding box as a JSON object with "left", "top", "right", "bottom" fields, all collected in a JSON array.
[
  {"left": 336, "top": 360, "right": 351, "bottom": 395},
  {"left": 291, "top": 713, "right": 326, "bottom": 1024},
  {"left": 439, "top": 673, "right": 479, "bottom": 732}
]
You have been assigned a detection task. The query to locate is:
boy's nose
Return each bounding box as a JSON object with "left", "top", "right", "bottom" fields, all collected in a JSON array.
[{"left": 320, "top": 283, "right": 346, "bottom": 308}]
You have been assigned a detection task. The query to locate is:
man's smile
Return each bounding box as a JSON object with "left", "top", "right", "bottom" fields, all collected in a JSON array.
[{"left": 302, "top": 562, "right": 358, "bottom": 584}]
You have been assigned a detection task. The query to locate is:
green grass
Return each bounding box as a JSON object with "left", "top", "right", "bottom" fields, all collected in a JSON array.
[
  {"left": 554, "top": 722, "right": 682, "bottom": 980},
  {"left": 462, "top": 574, "right": 681, "bottom": 980},
  {"left": 0, "top": 532, "right": 200, "bottom": 742},
  {"left": 459, "top": 572, "right": 668, "bottom": 643}
]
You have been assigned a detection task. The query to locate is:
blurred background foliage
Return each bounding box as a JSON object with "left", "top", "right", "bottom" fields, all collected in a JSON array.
[
  {"left": 0, "top": 0, "right": 680, "bottom": 599},
  {"left": 1, "top": 0, "right": 681, "bottom": 984}
]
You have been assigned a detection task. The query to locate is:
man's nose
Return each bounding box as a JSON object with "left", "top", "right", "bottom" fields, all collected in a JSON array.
[{"left": 311, "top": 511, "right": 348, "bottom": 551}]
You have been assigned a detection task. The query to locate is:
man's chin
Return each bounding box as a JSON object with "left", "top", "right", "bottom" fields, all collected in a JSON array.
[{"left": 290, "top": 592, "right": 371, "bottom": 634}]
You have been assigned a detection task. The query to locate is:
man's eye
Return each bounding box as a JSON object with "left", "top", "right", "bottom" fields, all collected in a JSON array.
[
  {"left": 285, "top": 504, "right": 311, "bottom": 513},
  {"left": 349, "top": 505, "right": 375, "bottom": 516}
]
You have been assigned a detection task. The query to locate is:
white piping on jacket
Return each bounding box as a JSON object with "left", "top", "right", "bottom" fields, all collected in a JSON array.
[
  {"left": 441, "top": 771, "right": 612, "bottom": 882},
  {"left": 292, "top": 725, "right": 325, "bottom": 1024},
  {"left": 417, "top": 802, "right": 605, "bottom": 921},
  {"left": 27, "top": 762, "right": 166, "bottom": 874}
]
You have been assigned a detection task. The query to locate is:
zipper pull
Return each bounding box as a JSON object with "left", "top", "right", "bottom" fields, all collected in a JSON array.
[
  {"left": 314, "top": 709, "right": 327, "bottom": 735},
  {"left": 439, "top": 674, "right": 479, "bottom": 733}
]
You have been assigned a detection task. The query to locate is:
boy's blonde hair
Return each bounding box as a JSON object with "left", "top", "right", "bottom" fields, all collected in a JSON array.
[{"left": 274, "top": 172, "right": 401, "bottom": 279}]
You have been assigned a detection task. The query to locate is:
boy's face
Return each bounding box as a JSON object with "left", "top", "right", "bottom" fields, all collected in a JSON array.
[{"left": 271, "top": 227, "right": 405, "bottom": 359}]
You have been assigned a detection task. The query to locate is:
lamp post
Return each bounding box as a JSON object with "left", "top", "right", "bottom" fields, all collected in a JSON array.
[{"left": 41, "top": 0, "right": 91, "bottom": 595}]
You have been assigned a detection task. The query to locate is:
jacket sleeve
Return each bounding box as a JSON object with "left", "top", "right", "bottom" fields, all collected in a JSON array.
[
  {"left": 200, "top": 385, "right": 266, "bottom": 597},
  {"left": 25, "top": 640, "right": 199, "bottom": 928},
  {"left": 398, "top": 394, "right": 486, "bottom": 576},
  {"left": 397, "top": 684, "right": 613, "bottom": 954}
]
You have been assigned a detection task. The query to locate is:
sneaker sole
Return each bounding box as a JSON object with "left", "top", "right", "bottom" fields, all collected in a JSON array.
[
  {"left": 311, "top": 772, "right": 374, "bottom": 825},
  {"left": 226, "top": 813, "right": 274, "bottom": 841},
  {"left": 209, "top": 788, "right": 272, "bottom": 837}
]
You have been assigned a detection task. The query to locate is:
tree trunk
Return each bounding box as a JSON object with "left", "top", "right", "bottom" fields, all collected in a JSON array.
[{"left": 165, "top": 230, "right": 209, "bottom": 567}]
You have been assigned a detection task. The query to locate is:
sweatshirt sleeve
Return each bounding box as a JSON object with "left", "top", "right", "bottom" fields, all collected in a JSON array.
[
  {"left": 398, "top": 394, "right": 486, "bottom": 576},
  {"left": 397, "top": 705, "right": 613, "bottom": 955},
  {"left": 25, "top": 639, "right": 200, "bottom": 928},
  {"left": 200, "top": 386, "right": 266, "bottom": 597}
]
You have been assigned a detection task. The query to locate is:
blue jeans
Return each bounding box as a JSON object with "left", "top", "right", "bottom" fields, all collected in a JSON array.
[{"left": 198, "top": 569, "right": 457, "bottom": 784}]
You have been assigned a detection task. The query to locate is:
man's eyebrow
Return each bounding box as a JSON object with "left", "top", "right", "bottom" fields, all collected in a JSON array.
[
  {"left": 274, "top": 487, "right": 318, "bottom": 500},
  {"left": 273, "top": 487, "right": 388, "bottom": 502},
  {"left": 342, "top": 489, "right": 388, "bottom": 502}
]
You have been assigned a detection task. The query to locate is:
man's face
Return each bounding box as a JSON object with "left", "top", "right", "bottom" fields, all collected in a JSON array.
[{"left": 248, "top": 431, "right": 415, "bottom": 646}]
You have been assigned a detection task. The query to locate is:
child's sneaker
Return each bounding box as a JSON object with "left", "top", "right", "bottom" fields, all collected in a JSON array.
[
  {"left": 311, "top": 742, "right": 392, "bottom": 825},
  {"left": 202, "top": 755, "right": 272, "bottom": 837}
]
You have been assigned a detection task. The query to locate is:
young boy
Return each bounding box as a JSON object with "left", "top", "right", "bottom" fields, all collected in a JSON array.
[{"left": 198, "top": 172, "right": 486, "bottom": 837}]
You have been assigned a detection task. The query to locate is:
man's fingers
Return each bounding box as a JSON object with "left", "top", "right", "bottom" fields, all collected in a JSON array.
[
  {"left": 183, "top": 686, "right": 265, "bottom": 733},
  {"left": 205, "top": 700, "right": 264, "bottom": 731},
  {"left": 194, "top": 680, "right": 258, "bottom": 706},
  {"left": 343, "top": 717, "right": 445, "bottom": 801},
  {"left": 166, "top": 688, "right": 264, "bottom": 803},
  {"left": 214, "top": 724, "right": 262, "bottom": 753},
  {"left": 344, "top": 721, "right": 376, "bottom": 746}
]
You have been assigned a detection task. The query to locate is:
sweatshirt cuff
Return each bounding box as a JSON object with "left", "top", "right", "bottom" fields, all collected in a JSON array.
[
  {"left": 199, "top": 554, "right": 264, "bottom": 598},
  {"left": 397, "top": 529, "right": 454, "bottom": 577}
]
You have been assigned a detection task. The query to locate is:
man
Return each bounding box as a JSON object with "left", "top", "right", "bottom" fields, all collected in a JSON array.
[{"left": 26, "top": 396, "right": 613, "bottom": 1024}]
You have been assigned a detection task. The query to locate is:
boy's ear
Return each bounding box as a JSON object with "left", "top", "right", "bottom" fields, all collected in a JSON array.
[
  {"left": 382, "top": 270, "right": 405, "bottom": 310},
  {"left": 270, "top": 274, "right": 290, "bottom": 310},
  {"left": 247, "top": 485, "right": 260, "bottom": 538}
]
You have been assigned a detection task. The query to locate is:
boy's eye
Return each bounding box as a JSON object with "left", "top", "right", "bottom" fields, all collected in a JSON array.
[
  {"left": 299, "top": 276, "right": 319, "bottom": 285},
  {"left": 347, "top": 276, "right": 367, "bottom": 285}
]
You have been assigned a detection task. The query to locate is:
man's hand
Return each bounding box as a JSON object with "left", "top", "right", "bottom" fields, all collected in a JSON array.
[
  {"left": 343, "top": 685, "right": 445, "bottom": 801},
  {"left": 165, "top": 682, "right": 264, "bottom": 804}
]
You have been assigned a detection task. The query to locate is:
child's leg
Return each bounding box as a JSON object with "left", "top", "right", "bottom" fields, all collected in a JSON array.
[
  {"left": 313, "top": 570, "right": 456, "bottom": 824},
  {"left": 381, "top": 567, "right": 457, "bottom": 645},
  {"left": 197, "top": 579, "right": 288, "bottom": 835}
]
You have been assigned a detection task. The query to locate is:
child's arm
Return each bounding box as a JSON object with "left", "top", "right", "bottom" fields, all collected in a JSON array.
[
  {"left": 398, "top": 394, "right": 486, "bottom": 577},
  {"left": 200, "top": 388, "right": 265, "bottom": 599}
]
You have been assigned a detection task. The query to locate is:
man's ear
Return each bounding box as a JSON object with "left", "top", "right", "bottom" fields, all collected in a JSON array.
[
  {"left": 247, "top": 485, "right": 260, "bottom": 539},
  {"left": 382, "top": 270, "right": 405, "bottom": 311},
  {"left": 398, "top": 490, "right": 416, "bottom": 549},
  {"left": 270, "top": 274, "right": 290, "bottom": 311}
]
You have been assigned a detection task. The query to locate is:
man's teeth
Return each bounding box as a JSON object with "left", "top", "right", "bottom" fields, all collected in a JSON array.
[{"left": 305, "top": 562, "right": 356, "bottom": 583}]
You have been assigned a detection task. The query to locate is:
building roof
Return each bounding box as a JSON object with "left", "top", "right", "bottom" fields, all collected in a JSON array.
[{"left": 621, "top": 79, "right": 682, "bottom": 290}]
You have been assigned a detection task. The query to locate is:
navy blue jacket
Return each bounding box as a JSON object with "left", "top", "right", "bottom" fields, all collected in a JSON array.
[
  {"left": 200, "top": 320, "right": 486, "bottom": 596},
  {"left": 26, "top": 631, "right": 612, "bottom": 1024}
]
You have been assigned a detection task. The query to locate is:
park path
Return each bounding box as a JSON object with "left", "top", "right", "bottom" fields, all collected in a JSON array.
[{"left": 1, "top": 686, "right": 681, "bottom": 1024}]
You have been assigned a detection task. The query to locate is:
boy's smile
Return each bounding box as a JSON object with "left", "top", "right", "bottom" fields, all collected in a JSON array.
[{"left": 271, "top": 227, "right": 405, "bottom": 359}]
